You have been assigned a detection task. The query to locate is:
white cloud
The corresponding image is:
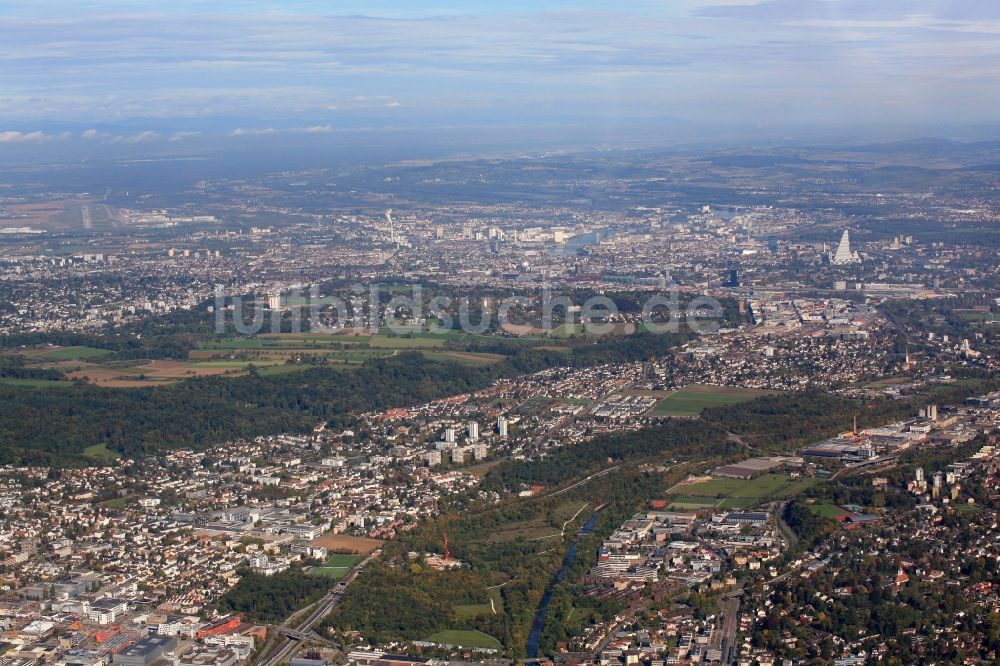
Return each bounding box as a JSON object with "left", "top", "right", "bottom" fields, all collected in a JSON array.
[
  {"left": 168, "top": 130, "right": 202, "bottom": 141},
  {"left": 298, "top": 125, "right": 332, "bottom": 133},
  {"left": 231, "top": 127, "right": 278, "bottom": 136},
  {"left": 0, "top": 130, "right": 57, "bottom": 143},
  {"left": 3, "top": 4, "right": 999, "bottom": 128},
  {"left": 81, "top": 128, "right": 116, "bottom": 140},
  {"left": 110, "top": 130, "right": 161, "bottom": 143},
  {"left": 232, "top": 126, "right": 339, "bottom": 137}
]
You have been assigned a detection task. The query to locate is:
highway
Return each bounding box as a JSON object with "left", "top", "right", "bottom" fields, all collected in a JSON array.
[{"left": 254, "top": 550, "right": 379, "bottom": 666}]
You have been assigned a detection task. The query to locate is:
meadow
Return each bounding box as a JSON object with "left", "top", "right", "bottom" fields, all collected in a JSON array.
[
  {"left": 651, "top": 384, "right": 774, "bottom": 417},
  {"left": 670, "top": 473, "right": 814, "bottom": 507}
]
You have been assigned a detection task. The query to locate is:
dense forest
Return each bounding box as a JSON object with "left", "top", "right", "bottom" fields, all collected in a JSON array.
[
  {"left": 0, "top": 353, "right": 495, "bottom": 465},
  {"left": 325, "top": 563, "right": 486, "bottom": 642},
  {"left": 782, "top": 500, "right": 839, "bottom": 551},
  {"left": 0, "top": 327, "right": 702, "bottom": 466},
  {"left": 481, "top": 419, "right": 738, "bottom": 492},
  {"left": 218, "top": 568, "right": 332, "bottom": 623}
]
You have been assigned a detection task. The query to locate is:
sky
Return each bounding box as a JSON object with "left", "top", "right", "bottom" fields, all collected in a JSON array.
[{"left": 2, "top": 0, "right": 1000, "bottom": 151}]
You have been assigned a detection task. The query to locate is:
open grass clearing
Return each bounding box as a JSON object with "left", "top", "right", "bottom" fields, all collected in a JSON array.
[
  {"left": 84, "top": 443, "right": 121, "bottom": 461},
  {"left": 674, "top": 474, "right": 814, "bottom": 502},
  {"left": 453, "top": 587, "right": 503, "bottom": 618},
  {"left": 310, "top": 557, "right": 360, "bottom": 580},
  {"left": 425, "top": 629, "right": 501, "bottom": 650},
  {"left": 650, "top": 384, "right": 774, "bottom": 417},
  {"left": 23, "top": 346, "right": 112, "bottom": 361},
  {"left": 420, "top": 350, "right": 506, "bottom": 366}
]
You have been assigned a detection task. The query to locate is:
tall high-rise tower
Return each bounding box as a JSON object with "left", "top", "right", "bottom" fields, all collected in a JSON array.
[{"left": 831, "top": 230, "right": 860, "bottom": 265}]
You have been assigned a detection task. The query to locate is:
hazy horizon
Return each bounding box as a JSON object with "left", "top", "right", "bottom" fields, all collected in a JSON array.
[{"left": 3, "top": 0, "right": 1000, "bottom": 161}]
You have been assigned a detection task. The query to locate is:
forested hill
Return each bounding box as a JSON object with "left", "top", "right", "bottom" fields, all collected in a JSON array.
[
  {"left": 0, "top": 330, "right": 693, "bottom": 467},
  {"left": 0, "top": 353, "right": 493, "bottom": 466}
]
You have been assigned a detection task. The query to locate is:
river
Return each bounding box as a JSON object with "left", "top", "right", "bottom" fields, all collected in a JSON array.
[
  {"left": 549, "top": 229, "right": 606, "bottom": 256},
  {"left": 525, "top": 511, "right": 601, "bottom": 659}
]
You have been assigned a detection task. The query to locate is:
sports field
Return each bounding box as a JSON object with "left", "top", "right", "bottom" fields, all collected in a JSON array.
[
  {"left": 650, "top": 384, "right": 772, "bottom": 417},
  {"left": 425, "top": 629, "right": 501, "bottom": 649},
  {"left": 310, "top": 554, "right": 362, "bottom": 580},
  {"left": 809, "top": 502, "right": 851, "bottom": 518},
  {"left": 958, "top": 311, "right": 1000, "bottom": 322}
]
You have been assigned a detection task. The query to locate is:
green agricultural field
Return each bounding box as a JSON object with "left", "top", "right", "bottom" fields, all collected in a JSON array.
[
  {"left": 253, "top": 364, "right": 315, "bottom": 376},
  {"left": 30, "top": 346, "right": 112, "bottom": 361},
  {"left": 651, "top": 384, "right": 772, "bottom": 417},
  {"left": 718, "top": 497, "right": 759, "bottom": 510},
  {"left": 547, "top": 322, "right": 586, "bottom": 338},
  {"left": 668, "top": 495, "right": 718, "bottom": 506},
  {"left": 676, "top": 474, "right": 814, "bottom": 503},
  {"left": 200, "top": 339, "right": 285, "bottom": 350},
  {"left": 367, "top": 334, "right": 449, "bottom": 348},
  {"left": 675, "top": 478, "right": 747, "bottom": 497},
  {"left": 426, "top": 629, "right": 501, "bottom": 650},
  {"left": 0, "top": 376, "right": 67, "bottom": 387},
  {"left": 322, "top": 349, "right": 396, "bottom": 361},
  {"left": 419, "top": 351, "right": 506, "bottom": 366},
  {"left": 203, "top": 333, "right": 456, "bottom": 351},
  {"left": 190, "top": 360, "right": 284, "bottom": 369}
]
